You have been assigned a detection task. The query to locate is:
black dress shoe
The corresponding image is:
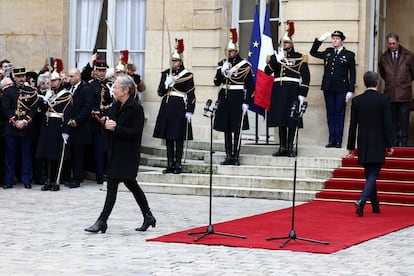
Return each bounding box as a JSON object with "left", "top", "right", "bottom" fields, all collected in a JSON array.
[
  {"left": 3, "top": 184, "right": 13, "bottom": 189},
  {"left": 24, "top": 183, "right": 32, "bottom": 189},
  {"left": 335, "top": 143, "right": 342, "bottom": 148},
  {"left": 41, "top": 184, "right": 52, "bottom": 191},
  {"left": 272, "top": 148, "right": 287, "bottom": 157},
  {"left": 68, "top": 181, "right": 80, "bottom": 188},
  {"left": 355, "top": 200, "right": 365, "bottom": 217},
  {"left": 50, "top": 184, "right": 60, "bottom": 191},
  {"left": 85, "top": 220, "right": 107, "bottom": 233},
  {"left": 325, "top": 143, "right": 335, "bottom": 148}
]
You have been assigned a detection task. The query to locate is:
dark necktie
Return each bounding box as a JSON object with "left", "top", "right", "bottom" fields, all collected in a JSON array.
[
  {"left": 393, "top": 52, "right": 398, "bottom": 64},
  {"left": 334, "top": 49, "right": 338, "bottom": 56}
]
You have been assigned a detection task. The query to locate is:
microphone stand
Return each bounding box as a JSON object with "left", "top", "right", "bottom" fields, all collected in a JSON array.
[
  {"left": 188, "top": 99, "right": 247, "bottom": 242},
  {"left": 266, "top": 102, "right": 329, "bottom": 248}
]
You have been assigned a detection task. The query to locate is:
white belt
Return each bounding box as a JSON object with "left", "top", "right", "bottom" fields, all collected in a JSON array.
[
  {"left": 222, "top": 84, "right": 244, "bottom": 90},
  {"left": 168, "top": 91, "right": 186, "bottom": 98},
  {"left": 46, "top": 111, "right": 63, "bottom": 119},
  {"left": 274, "top": 77, "right": 300, "bottom": 83}
]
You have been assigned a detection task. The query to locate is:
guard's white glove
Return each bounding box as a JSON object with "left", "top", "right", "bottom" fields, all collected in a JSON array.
[
  {"left": 62, "top": 133, "right": 69, "bottom": 144},
  {"left": 345, "top": 92, "right": 353, "bottom": 102},
  {"left": 44, "top": 89, "right": 53, "bottom": 101},
  {"left": 164, "top": 75, "right": 174, "bottom": 89},
  {"left": 276, "top": 49, "right": 285, "bottom": 63},
  {"left": 242, "top": 103, "right": 249, "bottom": 114},
  {"left": 318, "top": 32, "right": 332, "bottom": 42},
  {"left": 185, "top": 112, "right": 192, "bottom": 123},
  {"left": 298, "top": 95, "right": 305, "bottom": 107},
  {"left": 221, "top": 61, "right": 230, "bottom": 76}
]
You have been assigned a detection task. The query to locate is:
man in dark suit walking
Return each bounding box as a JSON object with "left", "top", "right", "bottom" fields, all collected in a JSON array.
[
  {"left": 310, "top": 30, "right": 356, "bottom": 148},
  {"left": 346, "top": 71, "right": 394, "bottom": 217}
]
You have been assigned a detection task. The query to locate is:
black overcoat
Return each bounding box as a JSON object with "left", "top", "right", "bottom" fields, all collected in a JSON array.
[
  {"left": 213, "top": 55, "right": 254, "bottom": 132},
  {"left": 347, "top": 89, "right": 393, "bottom": 164},
  {"left": 153, "top": 66, "right": 195, "bottom": 140},
  {"left": 105, "top": 97, "right": 144, "bottom": 181},
  {"left": 67, "top": 80, "right": 93, "bottom": 144}
]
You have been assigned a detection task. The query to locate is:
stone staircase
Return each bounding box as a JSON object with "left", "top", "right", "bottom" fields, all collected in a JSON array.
[{"left": 133, "top": 141, "right": 345, "bottom": 201}]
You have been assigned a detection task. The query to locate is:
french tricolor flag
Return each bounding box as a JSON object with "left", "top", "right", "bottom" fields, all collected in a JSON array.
[{"left": 253, "top": 2, "right": 275, "bottom": 111}]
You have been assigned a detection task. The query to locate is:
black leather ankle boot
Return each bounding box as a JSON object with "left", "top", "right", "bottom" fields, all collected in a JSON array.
[
  {"left": 85, "top": 219, "right": 108, "bottom": 233},
  {"left": 135, "top": 211, "right": 156, "bottom": 232}
]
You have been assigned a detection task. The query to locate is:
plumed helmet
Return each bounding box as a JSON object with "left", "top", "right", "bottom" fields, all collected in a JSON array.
[
  {"left": 50, "top": 58, "right": 64, "bottom": 80},
  {"left": 171, "top": 38, "right": 184, "bottom": 61},
  {"left": 282, "top": 20, "right": 295, "bottom": 43},
  {"left": 227, "top": 28, "right": 239, "bottom": 51},
  {"left": 115, "top": 50, "right": 128, "bottom": 72}
]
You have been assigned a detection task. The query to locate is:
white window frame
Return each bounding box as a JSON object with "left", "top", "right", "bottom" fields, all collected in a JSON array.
[{"left": 68, "top": 0, "right": 146, "bottom": 77}]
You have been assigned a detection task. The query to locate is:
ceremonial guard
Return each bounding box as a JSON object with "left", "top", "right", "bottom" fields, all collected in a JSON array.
[
  {"left": 264, "top": 21, "right": 310, "bottom": 157},
  {"left": 83, "top": 59, "right": 113, "bottom": 184},
  {"left": 153, "top": 39, "right": 195, "bottom": 174},
  {"left": 213, "top": 28, "right": 254, "bottom": 165},
  {"left": 36, "top": 69, "right": 72, "bottom": 191},
  {"left": 2, "top": 67, "right": 39, "bottom": 188}
]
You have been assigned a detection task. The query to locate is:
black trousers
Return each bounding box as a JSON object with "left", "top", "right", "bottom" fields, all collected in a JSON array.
[{"left": 98, "top": 178, "right": 150, "bottom": 222}]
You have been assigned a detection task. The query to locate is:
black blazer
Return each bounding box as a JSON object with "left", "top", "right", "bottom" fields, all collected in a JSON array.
[
  {"left": 67, "top": 80, "right": 93, "bottom": 144},
  {"left": 310, "top": 38, "right": 356, "bottom": 93},
  {"left": 347, "top": 89, "right": 393, "bottom": 164},
  {"left": 105, "top": 97, "right": 144, "bottom": 181}
]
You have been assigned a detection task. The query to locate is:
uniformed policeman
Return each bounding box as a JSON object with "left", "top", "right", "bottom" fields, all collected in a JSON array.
[
  {"left": 265, "top": 21, "right": 310, "bottom": 157},
  {"left": 153, "top": 38, "right": 195, "bottom": 174},
  {"left": 213, "top": 28, "right": 254, "bottom": 166},
  {"left": 310, "top": 30, "right": 356, "bottom": 148},
  {"left": 36, "top": 69, "right": 72, "bottom": 191},
  {"left": 2, "top": 67, "right": 39, "bottom": 189}
]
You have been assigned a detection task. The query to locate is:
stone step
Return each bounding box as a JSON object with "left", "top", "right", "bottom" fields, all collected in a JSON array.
[
  {"left": 141, "top": 150, "right": 343, "bottom": 169},
  {"left": 137, "top": 171, "right": 325, "bottom": 191},
  {"left": 113, "top": 182, "right": 317, "bottom": 202},
  {"left": 140, "top": 155, "right": 335, "bottom": 179}
]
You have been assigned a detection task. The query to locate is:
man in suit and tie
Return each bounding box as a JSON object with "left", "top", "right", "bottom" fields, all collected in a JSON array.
[
  {"left": 310, "top": 30, "right": 356, "bottom": 148},
  {"left": 66, "top": 68, "right": 93, "bottom": 188},
  {"left": 379, "top": 33, "right": 414, "bottom": 147},
  {"left": 346, "top": 71, "right": 394, "bottom": 217}
]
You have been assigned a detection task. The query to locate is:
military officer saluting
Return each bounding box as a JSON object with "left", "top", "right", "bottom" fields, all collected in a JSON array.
[{"left": 2, "top": 67, "right": 39, "bottom": 189}]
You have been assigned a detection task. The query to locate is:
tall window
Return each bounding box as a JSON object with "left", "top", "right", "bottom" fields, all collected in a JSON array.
[
  {"left": 236, "top": 0, "right": 280, "bottom": 60},
  {"left": 69, "top": 0, "right": 146, "bottom": 77}
]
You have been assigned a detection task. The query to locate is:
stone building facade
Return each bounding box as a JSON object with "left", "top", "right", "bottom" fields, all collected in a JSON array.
[{"left": 1, "top": 0, "right": 413, "bottom": 147}]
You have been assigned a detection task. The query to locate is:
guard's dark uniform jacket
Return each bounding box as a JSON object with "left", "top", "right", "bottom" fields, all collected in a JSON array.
[
  {"left": 153, "top": 65, "right": 195, "bottom": 141},
  {"left": 264, "top": 50, "right": 310, "bottom": 128},
  {"left": 2, "top": 84, "right": 39, "bottom": 137},
  {"left": 310, "top": 38, "right": 356, "bottom": 93},
  {"left": 88, "top": 78, "right": 113, "bottom": 133},
  {"left": 36, "top": 88, "right": 72, "bottom": 160},
  {"left": 213, "top": 55, "right": 254, "bottom": 132}
]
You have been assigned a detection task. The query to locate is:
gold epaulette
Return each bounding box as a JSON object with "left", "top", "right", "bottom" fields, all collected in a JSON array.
[{"left": 302, "top": 54, "right": 309, "bottom": 63}]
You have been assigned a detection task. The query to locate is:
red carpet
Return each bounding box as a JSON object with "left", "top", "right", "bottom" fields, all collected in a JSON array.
[
  {"left": 148, "top": 201, "right": 414, "bottom": 253},
  {"left": 315, "top": 147, "right": 414, "bottom": 205}
]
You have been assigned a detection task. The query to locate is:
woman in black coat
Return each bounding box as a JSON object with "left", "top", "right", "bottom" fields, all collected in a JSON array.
[{"left": 85, "top": 75, "right": 155, "bottom": 233}]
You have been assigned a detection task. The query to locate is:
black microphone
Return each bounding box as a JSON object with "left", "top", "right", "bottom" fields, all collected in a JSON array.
[
  {"left": 203, "top": 99, "right": 212, "bottom": 117},
  {"left": 299, "top": 101, "right": 308, "bottom": 118},
  {"left": 290, "top": 100, "right": 298, "bottom": 118},
  {"left": 212, "top": 99, "right": 221, "bottom": 116}
]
